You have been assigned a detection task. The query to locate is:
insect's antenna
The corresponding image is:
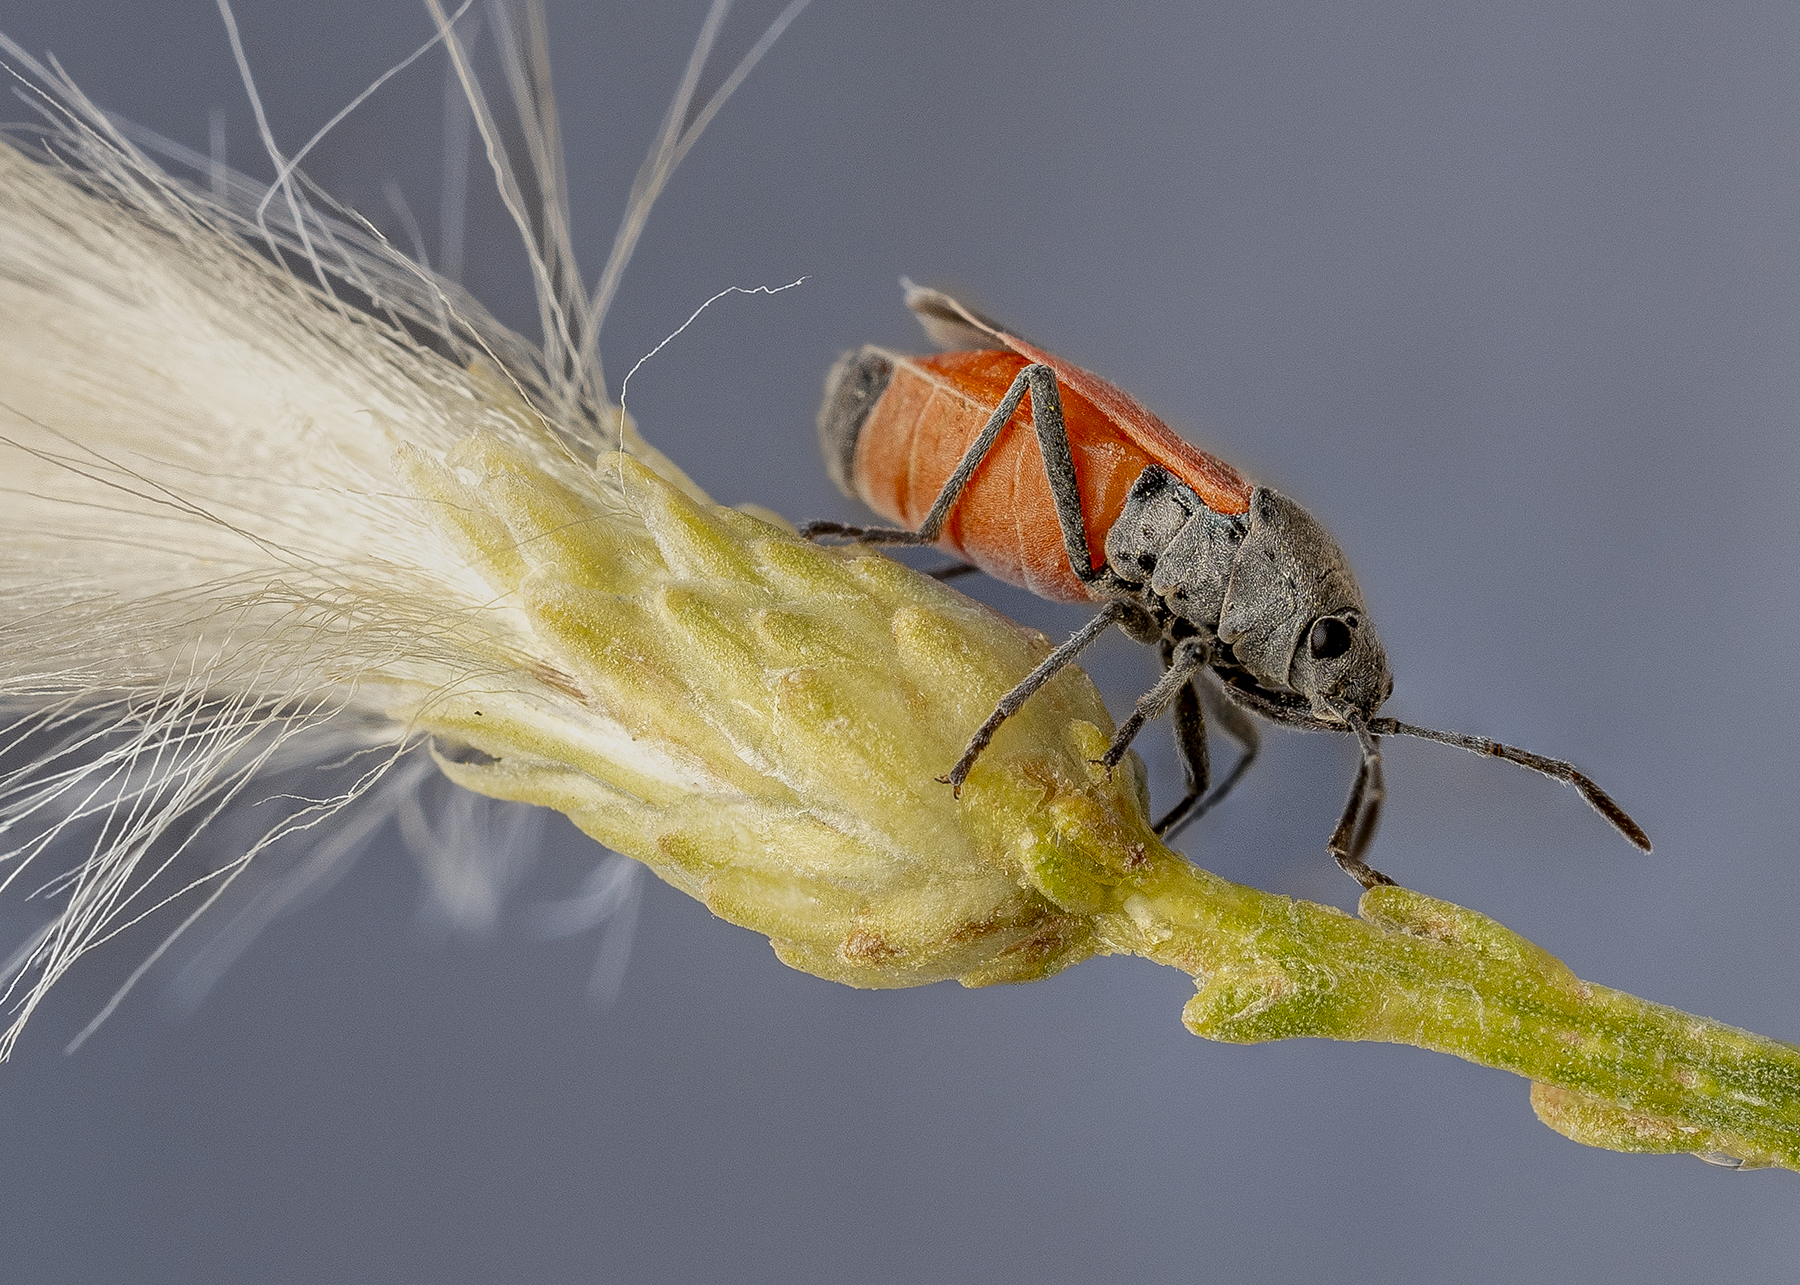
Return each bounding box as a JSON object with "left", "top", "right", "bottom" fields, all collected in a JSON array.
[
  {"left": 1370, "top": 717, "right": 1652, "bottom": 853},
  {"left": 1328, "top": 710, "right": 1393, "bottom": 888}
]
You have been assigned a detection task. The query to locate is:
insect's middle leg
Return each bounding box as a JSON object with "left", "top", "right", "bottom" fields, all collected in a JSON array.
[
  {"left": 1164, "top": 661, "right": 1210, "bottom": 817},
  {"left": 1156, "top": 670, "right": 1263, "bottom": 841},
  {"left": 940, "top": 600, "right": 1129, "bottom": 794},
  {"left": 1099, "top": 636, "right": 1210, "bottom": 771}
]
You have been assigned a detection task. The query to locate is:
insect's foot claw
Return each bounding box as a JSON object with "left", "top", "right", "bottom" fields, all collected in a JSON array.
[{"left": 1332, "top": 851, "right": 1398, "bottom": 890}]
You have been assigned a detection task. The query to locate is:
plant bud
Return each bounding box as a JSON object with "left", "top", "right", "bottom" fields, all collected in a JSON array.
[{"left": 397, "top": 437, "right": 1158, "bottom": 988}]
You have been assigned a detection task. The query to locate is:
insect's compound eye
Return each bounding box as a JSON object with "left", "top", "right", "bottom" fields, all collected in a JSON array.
[{"left": 1308, "top": 615, "right": 1354, "bottom": 660}]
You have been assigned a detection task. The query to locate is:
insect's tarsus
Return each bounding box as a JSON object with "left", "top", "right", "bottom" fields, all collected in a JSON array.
[
  {"left": 1101, "top": 636, "right": 1208, "bottom": 770},
  {"left": 1153, "top": 671, "right": 1261, "bottom": 842}
]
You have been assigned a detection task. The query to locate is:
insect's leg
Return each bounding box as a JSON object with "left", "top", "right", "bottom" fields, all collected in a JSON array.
[
  {"left": 926, "top": 561, "right": 979, "bottom": 581},
  {"left": 1203, "top": 676, "right": 1264, "bottom": 798},
  {"left": 940, "top": 601, "right": 1128, "bottom": 794},
  {"left": 1157, "top": 672, "right": 1263, "bottom": 841},
  {"left": 1017, "top": 364, "right": 1103, "bottom": 585},
  {"left": 804, "top": 364, "right": 1106, "bottom": 585},
  {"left": 1100, "top": 636, "right": 1209, "bottom": 769},
  {"left": 1199, "top": 686, "right": 1393, "bottom": 881},
  {"left": 801, "top": 365, "right": 1038, "bottom": 547},
  {"left": 1154, "top": 640, "right": 1210, "bottom": 833},
  {"left": 1328, "top": 714, "right": 1394, "bottom": 889},
  {"left": 798, "top": 518, "right": 932, "bottom": 545}
]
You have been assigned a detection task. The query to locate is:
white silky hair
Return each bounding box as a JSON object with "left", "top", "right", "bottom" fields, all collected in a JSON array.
[{"left": 0, "top": 0, "right": 809, "bottom": 1057}]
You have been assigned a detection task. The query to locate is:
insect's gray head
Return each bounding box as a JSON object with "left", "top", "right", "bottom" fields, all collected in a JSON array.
[
  {"left": 1289, "top": 605, "right": 1392, "bottom": 721},
  {"left": 1219, "top": 488, "right": 1392, "bottom": 722}
]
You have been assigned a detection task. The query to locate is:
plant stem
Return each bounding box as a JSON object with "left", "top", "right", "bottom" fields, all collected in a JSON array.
[{"left": 1022, "top": 802, "right": 1800, "bottom": 1169}]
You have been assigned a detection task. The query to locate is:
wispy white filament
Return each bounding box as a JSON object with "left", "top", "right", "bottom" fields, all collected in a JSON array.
[{"left": 0, "top": 1, "right": 797, "bottom": 1056}]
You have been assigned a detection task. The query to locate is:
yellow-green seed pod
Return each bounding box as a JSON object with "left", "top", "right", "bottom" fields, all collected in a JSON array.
[{"left": 400, "top": 440, "right": 1156, "bottom": 989}]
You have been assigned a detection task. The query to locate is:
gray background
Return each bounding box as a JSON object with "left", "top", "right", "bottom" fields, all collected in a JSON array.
[{"left": 4, "top": 1, "right": 1800, "bottom": 1280}]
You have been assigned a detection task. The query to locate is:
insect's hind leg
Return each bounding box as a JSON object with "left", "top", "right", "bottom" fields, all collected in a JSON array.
[
  {"left": 810, "top": 361, "right": 1124, "bottom": 793},
  {"left": 797, "top": 518, "right": 932, "bottom": 546},
  {"left": 801, "top": 365, "right": 1034, "bottom": 548},
  {"left": 1156, "top": 670, "right": 1262, "bottom": 842},
  {"left": 805, "top": 363, "right": 1107, "bottom": 588}
]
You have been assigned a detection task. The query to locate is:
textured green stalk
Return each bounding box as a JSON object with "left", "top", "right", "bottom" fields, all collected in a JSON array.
[
  {"left": 967, "top": 751, "right": 1800, "bottom": 1168},
  {"left": 394, "top": 427, "right": 1800, "bottom": 1170}
]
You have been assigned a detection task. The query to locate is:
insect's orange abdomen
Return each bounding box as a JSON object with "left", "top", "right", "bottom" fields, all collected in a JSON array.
[{"left": 847, "top": 348, "right": 1252, "bottom": 601}]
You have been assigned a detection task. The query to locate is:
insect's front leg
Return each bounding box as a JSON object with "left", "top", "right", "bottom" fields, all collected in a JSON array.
[
  {"left": 1205, "top": 681, "right": 1394, "bottom": 885},
  {"left": 1328, "top": 714, "right": 1395, "bottom": 889}
]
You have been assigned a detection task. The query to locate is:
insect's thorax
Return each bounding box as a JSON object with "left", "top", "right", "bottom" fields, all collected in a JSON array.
[
  {"left": 1105, "top": 469, "right": 1390, "bottom": 719},
  {"left": 1104, "top": 465, "right": 1248, "bottom": 638}
]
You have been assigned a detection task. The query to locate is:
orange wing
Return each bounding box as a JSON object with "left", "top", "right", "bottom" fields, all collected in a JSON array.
[
  {"left": 993, "top": 331, "right": 1253, "bottom": 518},
  {"left": 852, "top": 349, "right": 1206, "bottom": 602},
  {"left": 900, "top": 284, "right": 1254, "bottom": 518}
]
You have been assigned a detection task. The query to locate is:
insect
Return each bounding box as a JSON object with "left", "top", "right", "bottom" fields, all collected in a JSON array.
[{"left": 804, "top": 283, "right": 1651, "bottom": 887}]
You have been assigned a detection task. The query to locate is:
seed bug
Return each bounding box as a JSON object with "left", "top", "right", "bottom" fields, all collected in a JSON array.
[{"left": 804, "top": 283, "right": 1650, "bottom": 886}]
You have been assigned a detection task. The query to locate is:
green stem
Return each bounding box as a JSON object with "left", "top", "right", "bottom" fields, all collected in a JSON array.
[{"left": 1093, "top": 844, "right": 1800, "bottom": 1169}]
